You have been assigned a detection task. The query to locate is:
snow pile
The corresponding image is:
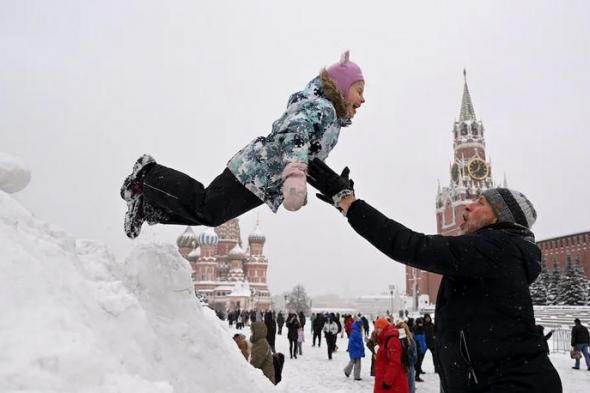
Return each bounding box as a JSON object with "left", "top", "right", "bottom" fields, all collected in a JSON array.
[
  {"left": 0, "top": 153, "right": 31, "bottom": 193},
  {"left": 0, "top": 190, "right": 278, "bottom": 393}
]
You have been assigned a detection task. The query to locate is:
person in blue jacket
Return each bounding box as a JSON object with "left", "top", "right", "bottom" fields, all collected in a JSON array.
[
  {"left": 344, "top": 319, "right": 365, "bottom": 380},
  {"left": 413, "top": 317, "right": 428, "bottom": 382}
]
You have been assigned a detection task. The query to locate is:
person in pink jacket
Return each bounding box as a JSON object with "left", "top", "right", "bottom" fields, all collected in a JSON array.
[{"left": 297, "top": 326, "right": 305, "bottom": 356}]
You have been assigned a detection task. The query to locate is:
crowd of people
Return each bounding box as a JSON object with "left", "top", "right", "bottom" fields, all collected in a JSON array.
[
  {"left": 227, "top": 308, "right": 445, "bottom": 392},
  {"left": 227, "top": 306, "right": 588, "bottom": 392},
  {"left": 362, "top": 314, "right": 437, "bottom": 393}
]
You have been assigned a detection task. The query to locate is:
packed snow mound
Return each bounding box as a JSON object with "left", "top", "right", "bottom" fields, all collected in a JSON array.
[
  {"left": 0, "top": 190, "right": 278, "bottom": 393},
  {"left": 0, "top": 153, "right": 31, "bottom": 193}
]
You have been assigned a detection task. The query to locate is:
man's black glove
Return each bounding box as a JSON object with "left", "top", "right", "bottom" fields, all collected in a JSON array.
[
  {"left": 314, "top": 168, "right": 355, "bottom": 209},
  {"left": 306, "top": 158, "right": 354, "bottom": 207},
  {"left": 381, "top": 383, "right": 392, "bottom": 390}
]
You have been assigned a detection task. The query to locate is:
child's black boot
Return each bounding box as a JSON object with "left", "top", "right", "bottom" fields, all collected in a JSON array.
[{"left": 120, "top": 154, "right": 156, "bottom": 202}]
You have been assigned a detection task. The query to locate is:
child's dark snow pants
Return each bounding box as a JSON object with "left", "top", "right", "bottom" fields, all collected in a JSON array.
[{"left": 143, "top": 165, "right": 263, "bottom": 227}]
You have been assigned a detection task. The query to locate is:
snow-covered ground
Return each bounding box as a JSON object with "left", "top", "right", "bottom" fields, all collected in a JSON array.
[{"left": 234, "top": 326, "right": 587, "bottom": 393}]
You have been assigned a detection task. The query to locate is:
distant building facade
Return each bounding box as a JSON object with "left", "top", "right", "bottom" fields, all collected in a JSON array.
[
  {"left": 176, "top": 218, "right": 272, "bottom": 312},
  {"left": 354, "top": 292, "right": 407, "bottom": 318},
  {"left": 537, "top": 231, "right": 590, "bottom": 278},
  {"left": 406, "top": 71, "right": 500, "bottom": 304}
]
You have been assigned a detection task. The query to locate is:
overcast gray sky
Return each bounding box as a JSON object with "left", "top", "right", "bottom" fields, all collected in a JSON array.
[{"left": 2, "top": 0, "right": 589, "bottom": 298}]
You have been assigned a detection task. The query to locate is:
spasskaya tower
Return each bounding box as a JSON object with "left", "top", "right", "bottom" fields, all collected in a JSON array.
[{"left": 406, "top": 70, "right": 502, "bottom": 305}]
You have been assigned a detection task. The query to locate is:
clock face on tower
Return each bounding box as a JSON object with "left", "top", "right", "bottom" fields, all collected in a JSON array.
[{"left": 467, "top": 158, "right": 488, "bottom": 180}]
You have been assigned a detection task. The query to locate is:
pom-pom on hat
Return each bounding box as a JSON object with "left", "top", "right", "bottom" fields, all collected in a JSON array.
[
  {"left": 482, "top": 188, "right": 537, "bottom": 229},
  {"left": 326, "top": 50, "right": 364, "bottom": 99}
]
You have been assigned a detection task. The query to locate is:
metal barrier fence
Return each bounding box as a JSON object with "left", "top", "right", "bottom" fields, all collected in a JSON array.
[{"left": 550, "top": 328, "right": 571, "bottom": 353}]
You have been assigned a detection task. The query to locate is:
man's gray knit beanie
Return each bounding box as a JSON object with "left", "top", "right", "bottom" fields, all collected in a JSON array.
[{"left": 482, "top": 188, "right": 537, "bottom": 229}]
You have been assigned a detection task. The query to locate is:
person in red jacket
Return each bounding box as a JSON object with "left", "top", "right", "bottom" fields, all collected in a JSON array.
[{"left": 373, "top": 318, "right": 409, "bottom": 393}]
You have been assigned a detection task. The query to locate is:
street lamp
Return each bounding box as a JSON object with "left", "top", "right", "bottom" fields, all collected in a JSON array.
[
  {"left": 388, "top": 284, "right": 395, "bottom": 317},
  {"left": 409, "top": 268, "right": 422, "bottom": 311}
]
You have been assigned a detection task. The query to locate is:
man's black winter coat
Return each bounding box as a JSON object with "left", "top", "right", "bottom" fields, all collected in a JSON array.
[
  {"left": 423, "top": 317, "right": 436, "bottom": 349},
  {"left": 277, "top": 313, "right": 285, "bottom": 327},
  {"left": 346, "top": 200, "right": 562, "bottom": 393},
  {"left": 571, "top": 324, "right": 590, "bottom": 346},
  {"left": 264, "top": 313, "right": 277, "bottom": 349},
  {"left": 286, "top": 316, "right": 300, "bottom": 341},
  {"left": 312, "top": 313, "right": 326, "bottom": 333}
]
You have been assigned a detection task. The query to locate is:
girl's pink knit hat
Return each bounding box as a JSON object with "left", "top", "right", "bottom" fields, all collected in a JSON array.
[{"left": 326, "top": 51, "right": 364, "bottom": 99}]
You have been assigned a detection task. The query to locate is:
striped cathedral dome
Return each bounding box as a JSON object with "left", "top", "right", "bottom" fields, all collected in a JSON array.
[{"left": 198, "top": 228, "right": 219, "bottom": 246}]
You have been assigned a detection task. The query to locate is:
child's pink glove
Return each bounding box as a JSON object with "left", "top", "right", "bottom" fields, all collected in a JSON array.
[{"left": 281, "top": 162, "right": 308, "bottom": 211}]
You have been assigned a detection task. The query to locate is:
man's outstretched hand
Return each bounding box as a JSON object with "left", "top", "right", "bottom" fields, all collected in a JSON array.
[{"left": 306, "top": 158, "right": 355, "bottom": 209}]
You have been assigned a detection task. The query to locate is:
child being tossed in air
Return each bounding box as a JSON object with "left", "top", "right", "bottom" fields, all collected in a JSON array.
[{"left": 120, "top": 51, "right": 365, "bottom": 238}]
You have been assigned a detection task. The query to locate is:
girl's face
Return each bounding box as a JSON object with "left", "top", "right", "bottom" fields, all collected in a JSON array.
[{"left": 345, "top": 80, "right": 365, "bottom": 119}]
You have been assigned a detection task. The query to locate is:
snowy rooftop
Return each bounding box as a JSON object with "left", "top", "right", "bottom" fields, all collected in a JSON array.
[
  {"left": 248, "top": 224, "right": 266, "bottom": 243},
  {"left": 187, "top": 246, "right": 201, "bottom": 258},
  {"left": 229, "top": 281, "right": 252, "bottom": 297}
]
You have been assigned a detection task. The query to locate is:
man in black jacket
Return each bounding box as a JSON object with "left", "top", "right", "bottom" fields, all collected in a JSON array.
[
  {"left": 423, "top": 313, "right": 439, "bottom": 373},
  {"left": 307, "top": 159, "right": 562, "bottom": 393},
  {"left": 276, "top": 312, "right": 285, "bottom": 335},
  {"left": 571, "top": 318, "right": 590, "bottom": 370},
  {"left": 312, "top": 312, "right": 326, "bottom": 347},
  {"left": 264, "top": 311, "right": 277, "bottom": 354}
]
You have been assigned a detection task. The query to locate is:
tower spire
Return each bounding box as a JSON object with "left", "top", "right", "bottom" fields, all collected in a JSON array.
[{"left": 459, "top": 69, "right": 476, "bottom": 121}]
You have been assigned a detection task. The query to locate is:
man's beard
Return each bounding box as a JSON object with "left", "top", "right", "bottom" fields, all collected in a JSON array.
[{"left": 461, "top": 217, "right": 497, "bottom": 235}]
